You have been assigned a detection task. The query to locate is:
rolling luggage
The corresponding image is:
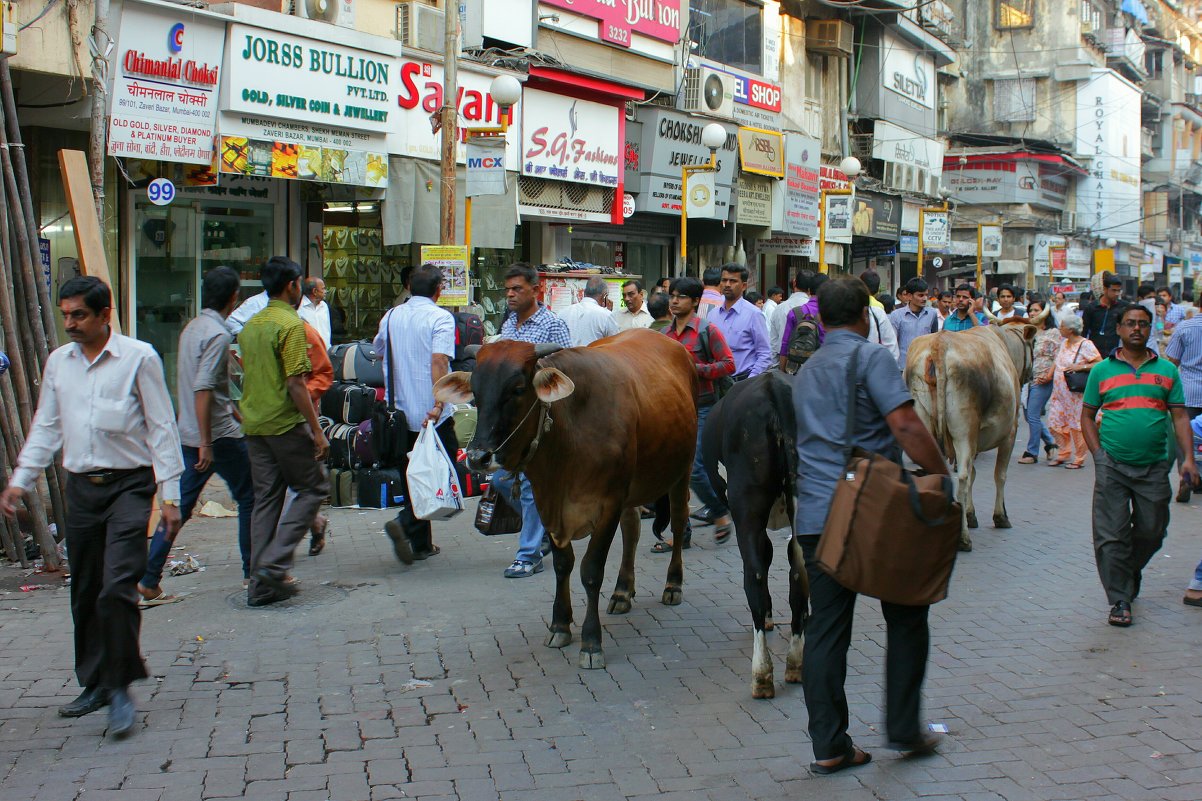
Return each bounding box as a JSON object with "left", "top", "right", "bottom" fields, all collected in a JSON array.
[
  {"left": 325, "top": 422, "right": 359, "bottom": 470},
  {"left": 353, "top": 419, "right": 378, "bottom": 467},
  {"left": 321, "top": 381, "right": 376, "bottom": 425},
  {"left": 357, "top": 467, "right": 406, "bottom": 509},
  {"left": 328, "top": 467, "right": 356, "bottom": 507},
  {"left": 329, "top": 341, "right": 385, "bottom": 387}
]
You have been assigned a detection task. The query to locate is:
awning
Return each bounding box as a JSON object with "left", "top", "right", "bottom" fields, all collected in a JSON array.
[
  {"left": 943, "top": 150, "right": 1087, "bottom": 175},
  {"left": 383, "top": 158, "right": 518, "bottom": 249}
]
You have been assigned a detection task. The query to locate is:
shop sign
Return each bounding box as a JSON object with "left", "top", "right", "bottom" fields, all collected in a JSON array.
[
  {"left": 622, "top": 192, "right": 636, "bottom": 218},
  {"left": 980, "top": 224, "right": 1003, "bottom": 258},
  {"left": 883, "top": 33, "right": 935, "bottom": 110},
  {"left": 921, "top": 211, "right": 950, "bottom": 249},
  {"left": 900, "top": 234, "right": 919, "bottom": 253},
  {"left": 421, "top": 245, "right": 469, "bottom": 307},
  {"left": 108, "top": 4, "right": 225, "bottom": 165},
  {"left": 852, "top": 191, "right": 902, "bottom": 240},
  {"left": 1075, "top": 70, "right": 1142, "bottom": 244},
  {"left": 687, "top": 171, "right": 717, "bottom": 219},
  {"left": 225, "top": 24, "right": 393, "bottom": 134},
  {"left": 520, "top": 88, "right": 620, "bottom": 187},
  {"left": 219, "top": 116, "right": 387, "bottom": 187},
  {"left": 823, "top": 194, "right": 853, "bottom": 244},
  {"left": 782, "top": 134, "right": 820, "bottom": 237},
  {"left": 1050, "top": 245, "right": 1068, "bottom": 274},
  {"left": 147, "top": 177, "right": 176, "bottom": 206},
  {"left": 820, "top": 164, "right": 852, "bottom": 191},
  {"left": 871, "top": 120, "right": 944, "bottom": 177},
  {"left": 736, "top": 128, "right": 784, "bottom": 178},
  {"left": 638, "top": 108, "right": 737, "bottom": 214},
  {"left": 737, "top": 174, "right": 773, "bottom": 227},
  {"left": 466, "top": 135, "right": 507, "bottom": 196},
  {"left": 943, "top": 159, "right": 1069, "bottom": 211},
  {"left": 1033, "top": 233, "right": 1064, "bottom": 277},
  {"left": 1170, "top": 264, "right": 1184, "bottom": 284},
  {"left": 1189, "top": 248, "right": 1202, "bottom": 276},
  {"left": 757, "top": 236, "right": 815, "bottom": 256},
  {"left": 541, "top": 0, "right": 682, "bottom": 47},
  {"left": 702, "top": 61, "right": 782, "bottom": 131},
  {"left": 394, "top": 61, "right": 521, "bottom": 164}
]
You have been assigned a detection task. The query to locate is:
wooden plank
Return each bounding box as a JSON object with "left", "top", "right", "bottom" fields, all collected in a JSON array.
[{"left": 57, "top": 149, "right": 122, "bottom": 333}]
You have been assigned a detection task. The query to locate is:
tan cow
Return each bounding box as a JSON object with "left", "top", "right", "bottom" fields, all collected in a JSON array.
[{"left": 904, "top": 308, "right": 1048, "bottom": 550}]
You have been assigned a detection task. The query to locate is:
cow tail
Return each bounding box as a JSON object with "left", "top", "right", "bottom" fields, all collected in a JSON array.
[
  {"left": 924, "top": 334, "right": 952, "bottom": 455},
  {"left": 701, "top": 396, "right": 728, "bottom": 506}
]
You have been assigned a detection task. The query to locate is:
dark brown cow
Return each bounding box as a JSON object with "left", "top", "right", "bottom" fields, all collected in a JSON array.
[{"left": 434, "top": 328, "right": 698, "bottom": 669}]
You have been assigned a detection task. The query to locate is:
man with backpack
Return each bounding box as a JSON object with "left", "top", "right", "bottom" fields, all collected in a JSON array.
[
  {"left": 888, "top": 277, "right": 941, "bottom": 368},
  {"left": 780, "top": 274, "right": 829, "bottom": 373},
  {"left": 663, "top": 276, "right": 737, "bottom": 545}
]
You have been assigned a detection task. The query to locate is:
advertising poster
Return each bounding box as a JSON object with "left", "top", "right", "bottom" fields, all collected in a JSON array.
[
  {"left": 823, "top": 194, "right": 854, "bottom": 244},
  {"left": 921, "top": 211, "right": 951, "bottom": 249},
  {"left": 979, "top": 224, "right": 1003, "bottom": 258},
  {"left": 783, "top": 134, "right": 820, "bottom": 237},
  {"left": 421, "top": 245, "right": 470, "bottom": 307}
]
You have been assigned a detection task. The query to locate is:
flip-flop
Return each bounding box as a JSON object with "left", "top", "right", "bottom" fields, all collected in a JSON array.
[
  {"left": 714, "top": 522, "right": 733, "bottom": 544},
  {"left": 1108, "top": 600, "right": 1132, "bottom": 627},
  {"left": 1064, "top": 463, "right": 1084, "bottom": 470},
  {"left": 138, "top": 591, "right": 181, "bottom": 608},
  {"left": 810, "top": 746, "right": 872, "bottom": 775},
  {"left": 650, "top": 540, "right": 692, "bottom": 553},
  {"left": 1183, "top": 594, "right": 1202, "bottom": 608}
]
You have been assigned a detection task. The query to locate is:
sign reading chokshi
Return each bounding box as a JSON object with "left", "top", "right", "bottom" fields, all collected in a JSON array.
[
  {"left": 108, "top": 4, "right": 226, "bottom": 165},
  {"left": 540, "top": 0, "right": 682, "bottom": 47}
]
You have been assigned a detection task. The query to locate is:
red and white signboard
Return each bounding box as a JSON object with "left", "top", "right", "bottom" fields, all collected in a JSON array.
[
  {"left": 541, "top": 0, "right": 681, "bottom": 47},
  {"left": 520, "top": 88, "right": 620, "bottom": 188},
  {"left": 108, "top": 3, "right": 225, "bottom": 165}
]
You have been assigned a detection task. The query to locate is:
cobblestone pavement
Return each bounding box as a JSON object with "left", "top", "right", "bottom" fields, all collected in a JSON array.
[{"left": 3, "top": 453, "right": 1202, "bottom": 801}]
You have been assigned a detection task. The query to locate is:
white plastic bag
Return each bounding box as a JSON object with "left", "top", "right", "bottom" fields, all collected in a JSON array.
[{"left": 406, "top": 424, "right": 464, "bottom": 520}]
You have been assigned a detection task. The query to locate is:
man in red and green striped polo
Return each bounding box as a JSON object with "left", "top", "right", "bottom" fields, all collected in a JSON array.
[{"left": 1082, "top": 304, "right": 1199, "bottom": 628}]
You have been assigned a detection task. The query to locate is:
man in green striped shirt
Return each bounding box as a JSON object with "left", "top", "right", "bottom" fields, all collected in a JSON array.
[
  {"left": 238, "top": 256, "right": 329, "bottom": 608},
  {"left": 1082, "top": 304, "right": 1198, "bottom": 628}
]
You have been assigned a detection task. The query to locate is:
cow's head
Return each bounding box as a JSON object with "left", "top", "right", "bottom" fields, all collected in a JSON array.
[
  {"left": 980, "top": 304, "right": 1050, "bottom": 384},
  {"left": 434, "top": 341, "right": 574, "bottom": 472}
]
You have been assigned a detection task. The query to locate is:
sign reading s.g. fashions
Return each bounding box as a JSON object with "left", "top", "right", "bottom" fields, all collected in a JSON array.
[
  {"left": 540, "top": 0, "right": 681, "bottom": 47},
  {"left": 225, "top": 24, "right": 392, "bottom": 133},
  {"left": 737, "top": 128, "right": 784, "bottom": 178},
  {"left": 109, "top": 3, "right": 226, "bottom": 165},
  {"left": 520, "top": 88, "right": 620, "bottom": 187},
  {"left": 882, "top": 33, "right": 935, "bottom": 110}
]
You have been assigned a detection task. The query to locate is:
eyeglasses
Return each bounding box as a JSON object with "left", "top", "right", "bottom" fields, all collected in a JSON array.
[{"left": 1120, "top": 320, "right": 1152, "bottom": 329}]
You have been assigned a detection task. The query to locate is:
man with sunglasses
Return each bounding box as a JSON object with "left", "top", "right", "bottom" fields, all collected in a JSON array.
[{"left": 1082, "top": 304, "right": 1198, "bottom": 628}]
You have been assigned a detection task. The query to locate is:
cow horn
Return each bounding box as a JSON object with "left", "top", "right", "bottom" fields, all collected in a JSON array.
[
  {"left": 533, "top": 343, "right": 563, "bottom": 358},
  {"left": 980, "top": 304, "right": 1001, "bottom": 324},
  {"left": 1030, "top": 304, "right": 1051, "bottom": 325},
  {"left": 465, "top": 344, "right": 483, "bottom": 359}
]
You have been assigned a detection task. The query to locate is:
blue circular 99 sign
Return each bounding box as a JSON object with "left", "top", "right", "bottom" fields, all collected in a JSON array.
[{"left": 148, "top": 178, "right": 176, "bottom": 206}]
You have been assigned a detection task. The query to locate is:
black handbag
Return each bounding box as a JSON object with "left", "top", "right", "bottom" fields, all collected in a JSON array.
[
  {"left": 474, "top": 485, "right": 522, "bottom": 535},
  {"left": 372, "top": 308, "right": 410, "bottom": 467},
  {"left": 1064, "top": 342, "right": 1089, "bottom": 394}
]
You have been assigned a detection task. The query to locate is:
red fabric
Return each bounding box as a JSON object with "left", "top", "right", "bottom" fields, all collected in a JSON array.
[
  {"left": 1098, "top": 372, "right": 1176, "bottom": 394},
  {"left": 663, "top": 315, "right": 736, "bottom": 399},
  {"left": 1101, "top": 396, "right": 1169, "bottom": 412}
]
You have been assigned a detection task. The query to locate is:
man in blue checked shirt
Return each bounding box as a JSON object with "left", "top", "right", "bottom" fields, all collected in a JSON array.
[
  {"left": 0, "top": 350, "right": 8, "bottom": 376},
  {"left": 491, "top": 262, "right": 571, "bottom": 578}
]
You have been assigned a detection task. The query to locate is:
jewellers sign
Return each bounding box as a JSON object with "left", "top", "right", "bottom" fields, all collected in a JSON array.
[
  {"left": 393, "top": 60, "right": 521, "bottom": 164},
  {"left": 737, "top": 127, "right": 784, "bottom": 178},
  {"left": 540, "top": 0, "right": 682, "bottom": 47},
  {"left": 638, "top": 107, "right": 737, "bottom": 215},
  {"left": 225, "top": 24, "right": 393, "bottom": 133},
  {"left": 109, "top": 4, "right": 225, "bottom": 165},
  {"left": 882, "top": 33, "right": 935, "bottom": 110},
  {"left": 521, "top": 88, "right": 620, "bottom": 187}
]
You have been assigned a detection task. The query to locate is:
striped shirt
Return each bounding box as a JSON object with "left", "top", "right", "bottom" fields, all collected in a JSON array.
[
  {"left": 373, "top": 297, "right": 456, "bottom": 432},
  {"left": 1165, "top": 314, "right": 1202, "bottom": 407},
  {"left": 1083, "top": 351, "right": 1184, "bottom": 466}
]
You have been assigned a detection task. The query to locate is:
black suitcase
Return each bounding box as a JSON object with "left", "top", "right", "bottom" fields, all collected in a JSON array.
[
  {"left": 357, "top": 467, "right": 406, "bottom": 509},
  {"left": 329, "top": 341, "right": 385, "bottom": 388},
  {"left": 321, "top": 382, "right": 376, "bottom": 425},
  {"left": 325, "top": 423, "right": 359, "bottom": 470}
]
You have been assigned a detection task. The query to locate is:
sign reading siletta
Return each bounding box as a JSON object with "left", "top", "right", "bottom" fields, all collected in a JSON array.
[
  {"left": 882, "top": 33, "right": 935, "bottom": 110},
  {"left": 225, "top": 24, "right": 393, "bottom": 133},
  {"left": 520, "top": 89, "right": 621, "bottom": 187},
  {"left": 108, "top": 5, "right": 226, "bottom": 165}
]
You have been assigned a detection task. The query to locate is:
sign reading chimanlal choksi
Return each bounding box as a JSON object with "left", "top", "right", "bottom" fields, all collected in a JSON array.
[{"left": 225, "top": 24, "right": 393, "bottom": 133}]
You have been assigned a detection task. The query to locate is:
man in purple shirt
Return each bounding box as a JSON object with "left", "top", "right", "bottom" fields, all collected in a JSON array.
[{"left": 709, "top": 263, "right": 773, "bottom": 379}]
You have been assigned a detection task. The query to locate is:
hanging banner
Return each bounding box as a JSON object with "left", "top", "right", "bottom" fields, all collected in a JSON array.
[
  {"left": 921, "top": 211, "right": 950, "bottom": 249},
  {"left": 783, "top": 134, "right": 821, "bottom": 236},
  {"left": 466, "top": 135, "right": 507, "bottom": 197},
  {"left": 108, "top": 3, "right": 225, "bottom": 165},
  {"left": 979, "top": 224, "right": 1003, "bottom": 258},
  {"left": 1050, "top": 246, "right": 1068, "bottom": 275},
  {"left": 686, "top": 171, "right": 718, "bottom": 219},
  {"left": 823, "top": 193, "right": 854, "bottom": 244},
  {"left": 421, "top": 245, "right": 470, "bottom": 307}
]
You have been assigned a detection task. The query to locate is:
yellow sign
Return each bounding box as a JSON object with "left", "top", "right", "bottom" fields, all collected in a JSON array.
[
  {"left": 736, "top": 127, "right": 785, "bottom": 178},
  {"left": 420, "top": 245, "right": 470, "bottom": 307}
]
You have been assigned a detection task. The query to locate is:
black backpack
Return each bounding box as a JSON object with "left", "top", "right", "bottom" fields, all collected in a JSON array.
[
  {"left": 452, "top": 312, "right": 485, "bottom": 372},
  {"left": 784, "top": 311, "right": 821, "bottom": 374}
]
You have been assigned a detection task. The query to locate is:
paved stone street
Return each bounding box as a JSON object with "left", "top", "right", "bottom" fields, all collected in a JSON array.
[{"left": 2, "top": 453, "right": 1202, "bottom": 801}]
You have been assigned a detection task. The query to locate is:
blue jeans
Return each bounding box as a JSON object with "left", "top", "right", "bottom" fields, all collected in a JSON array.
[
  {"left": 142, "top": 438, "right": 256, "bottom": 590},
  {"left": 1024, "top": 381, "right": 1056, "bottom": 456},
  {"left": 690, "top": 404, "right": 729, "bottom": 517},
  {"left": 490, "top": 469, "right": 545, "bottom": 565}
]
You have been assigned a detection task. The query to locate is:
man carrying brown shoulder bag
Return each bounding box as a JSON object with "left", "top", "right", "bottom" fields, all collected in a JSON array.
[{"left": 792, "top": 277, "right": 951, "bottom": 775}]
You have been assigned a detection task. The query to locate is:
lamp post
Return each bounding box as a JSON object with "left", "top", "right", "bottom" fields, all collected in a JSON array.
[
  {"left": 464, "top": 74, "right": 522, "bottom": 257},
  {"left": 818, "top": 155, "right": 861, "bottom": 275},
  {"left": 679, "top": 122, "right": 728, "bottom": 272}
]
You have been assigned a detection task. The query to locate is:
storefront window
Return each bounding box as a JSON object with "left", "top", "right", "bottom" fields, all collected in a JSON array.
[{"left": 688, "top": 0, "right": 763, "bottom": 74}]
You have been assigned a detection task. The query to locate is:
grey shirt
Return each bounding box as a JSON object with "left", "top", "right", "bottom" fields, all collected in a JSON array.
[
  {"left": 177, "top": 309, "right": 241, "bottom": 447},
  {"left": 793, "top": 330, "right": 913, "bottom": 535}
]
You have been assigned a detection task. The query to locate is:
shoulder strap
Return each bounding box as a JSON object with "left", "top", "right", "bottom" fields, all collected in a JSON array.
[
  {"left": 383, "top": 308, "right": 396, "bottom": 410},
  {"left": 930, "top": 309, "right": 939, "bottom": 333},
  {"left": 871, "top": 307, "right": 881, "bottom": 340},
  {"left": 697, "top": 317, "right": 713, "bottom": 361},
  {"left": 842, "top": 346, "right": 862, "bottom": 465}
]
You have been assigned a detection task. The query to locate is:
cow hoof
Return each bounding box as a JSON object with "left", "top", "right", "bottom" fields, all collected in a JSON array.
[
  {"left": 751, "top": 678, "right": 776, "bottom": 699},
  {"left": 544, "top": 630, "right": 572, "bottom": 649},
  {"left": 579, "top": 650, "right": 606, "bottom": 670},
  {"left": 661, "top": 587, "right": 683, "bottom": 606},
  {"left": 966, "top": 512, "right": 979, "bottom": 529},
  {"left": 763, "top": 617, "right": 775, "bottom": 632},
  {"left": 607, "top": 596, "right": 632, "bottom": 615},
  {"left": 784, "top": 665, "right": 803, "bottom": 684},
  {"left": 994, "top": 515, "right": 1012, "bottom": 529},
  {"left": 958, "top": 538, "right": 973, "bottom": 552}
]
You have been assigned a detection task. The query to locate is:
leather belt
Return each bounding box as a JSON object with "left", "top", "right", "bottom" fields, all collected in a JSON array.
[{"left": 75, "top": 467, "right": 152, "bottom": 486}]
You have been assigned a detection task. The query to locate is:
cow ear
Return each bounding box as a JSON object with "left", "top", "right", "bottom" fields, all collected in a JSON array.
[
  {"left": 533, "top": 367, "right": 575, "bottom": 403},
  {"left": 434, "top": 371, "right": 474, "bottom": 404},
  {"left": 1021, "top": 324, "right": 1039, "bottom": 342}
]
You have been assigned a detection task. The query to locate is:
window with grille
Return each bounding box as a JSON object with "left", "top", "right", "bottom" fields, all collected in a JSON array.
[
  {"left": 993, "top": 78, "right": 1036, "bottom": 122},
  {"left": 687, "top": 0, "right": 763, "bottom": 74}
]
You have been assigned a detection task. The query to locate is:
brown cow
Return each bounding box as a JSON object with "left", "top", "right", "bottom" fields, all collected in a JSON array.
[{"left": 434, "top": 328, "right": 698, "bottom": 669}]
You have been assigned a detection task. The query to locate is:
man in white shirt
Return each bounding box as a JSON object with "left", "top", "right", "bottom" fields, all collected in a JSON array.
[
  {"left": 297, "top": 278, "right": 332, "bottom": 348},
  {"left": 558, "top": 276, "right": 619, "bottom": 346},
  {"left": 762, "top": 286, "right": 783, "bottom": 323},
  {"left": 1, "top": 277, "right": 184, "bottom": 739},
  {"left": 373, "top": 264, "right": 460, "bottom": 564},
  {"left": 612, "top": 280, "right": 654, "bottom": 330},
  {"left": 226, "top": 289, "right": 268, "bottom": 335},
  {"left": 770, "top": 270, "right": 813, "bottom": 353}
]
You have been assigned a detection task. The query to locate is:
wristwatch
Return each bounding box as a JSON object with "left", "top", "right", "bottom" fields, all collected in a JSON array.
[{"left": 162, "top": 499, "right": 179, "bottom": 507}]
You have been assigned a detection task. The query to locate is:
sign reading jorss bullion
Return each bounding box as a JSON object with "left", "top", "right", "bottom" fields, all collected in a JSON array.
[{"left": 225, "top": 24, "right": 392, "bottom": 133}]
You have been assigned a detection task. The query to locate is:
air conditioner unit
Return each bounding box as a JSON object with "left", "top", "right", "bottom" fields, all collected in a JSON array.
[
  {"left": 397, "top": 1, "right": 446, "bottom": 52},
  {"left": 1058, "top": 211, "right": 1077, "bottom": 233},
  {"left": 293, "top": 0, "right": 353, "bottom": 27},
  {"left": 807, "top": 19, "right": 854, "bottom": 57},
  {"left": 682, "top": 68, "right": 736, "bottom": 120}
]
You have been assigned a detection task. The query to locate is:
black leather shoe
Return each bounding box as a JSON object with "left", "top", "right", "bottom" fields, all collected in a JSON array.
[
  {"left": 247, "top": 591, "right": 288, "bottom": 608},
  {"left": 689, "top": 506, "right": 712, "bottom": 522},
  {"left": 107, "top": 687, "right": 136, "bottom": 739},
  {"left": 383, "top": 520, "right": 415, "bottom": 565},
  {"left": 253, "top": 569, "right": 299, "bottom": 599},
  {"left": 58, "top": 686, "right": 110, "bottom": 718}
]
